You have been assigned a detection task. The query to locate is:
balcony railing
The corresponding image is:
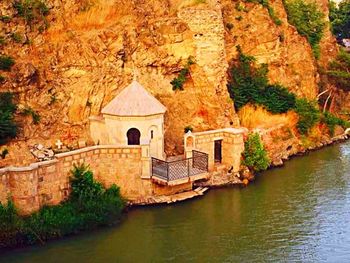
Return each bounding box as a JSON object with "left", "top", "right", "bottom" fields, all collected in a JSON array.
[{"left": 151, "top": 150, "right": 208, "bottom": 182}]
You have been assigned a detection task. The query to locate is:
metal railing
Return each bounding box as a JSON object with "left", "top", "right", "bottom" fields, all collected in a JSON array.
[{"left": 151, "top": 150, "right": 208, "bottom": 182}]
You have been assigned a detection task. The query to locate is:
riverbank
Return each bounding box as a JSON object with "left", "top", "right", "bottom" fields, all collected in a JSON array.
[
  {"left": 1, "top": 133, "right": 349, "bottom": 251},
  {"left": 2, "top": 141, "right": 350, "bottom": 262}
]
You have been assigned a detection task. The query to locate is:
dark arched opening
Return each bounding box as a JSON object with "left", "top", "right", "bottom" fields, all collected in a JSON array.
[{"left": 127, "top": 128, "right": 141, "bottom": 145}]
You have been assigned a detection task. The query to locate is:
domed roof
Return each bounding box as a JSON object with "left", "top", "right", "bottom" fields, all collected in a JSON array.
[{"left": 101, "top": 81, "right": 167, "bottom": 117}]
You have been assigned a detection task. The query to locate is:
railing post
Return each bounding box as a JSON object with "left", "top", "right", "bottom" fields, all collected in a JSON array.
[
  {"left": 167, "top": 162, "right": 169, "bottom": 182},
  {"left": 187, "top": 159, "right": 190, "bottom": 178}
]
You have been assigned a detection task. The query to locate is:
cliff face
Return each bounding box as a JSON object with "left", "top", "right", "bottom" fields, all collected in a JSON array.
[{"left": 0, "top": 0, "right": 343, "bottom": 164}]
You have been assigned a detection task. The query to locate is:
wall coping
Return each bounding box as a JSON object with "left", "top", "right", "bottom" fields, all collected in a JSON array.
[
  {"left": 0, "top": 145, "right": 143, "bottom": 174},
  {"left": 187, "top": 128, "right": 247, "bottom": 137},
  {"left": 55, "top": 144, "right": 141, "bottom": 158}
]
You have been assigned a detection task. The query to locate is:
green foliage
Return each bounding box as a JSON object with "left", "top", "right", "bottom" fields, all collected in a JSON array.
[
  {"left": 0, "top": 16, "right": 11, "bottom": 23},
  {"left": 171, "top": 57, "right": 195, "bottom": 91},
  {"left": 184, "top": 126, "right": 193, "bottom": 133},
  {"left": 329, "top": 0, "right": 350, "bottom": 39},
  {"left": 22, "top": 107, "right": 40, "bottom": 124},
  {"left": 322, "top": 111, "right": 349, "bottom": 136},
  {"left": 0, "top": 56, "right": 15, "bottom": 71},
  {"left": 0, "top": 92, "right": 17, "bottom": 145},
  {"left": 0, "top": 164, "right": 125, "bottom": 249},
  {"left": 228, "top": 46, "right": 296, "bottom": 114},
  {"left": 13, "top": 0, "right": 49, "bottom": 30},
  {"left": 1, "top": 148, "right": 9, "bottom": 159},
  {"left": 0, "top": 36, "right": 5, "bottom": 45},
  {"left": 0, "top": 75, "right": 5, "bottom": 83},
  {"left": 295, "top": 98, "right": 321, "bottom": 135},
  {"left": 243, "top": 133, "right": 270, "bottom": 172},
  {"left": 283, "top": 0, "right": 325, "bottom": 58},
  {"left": 327, "top": 49, "right": 350, "bottom": 91},
  {"left": 245, "top": 0, "right": 282, "bottom": 25},
  {"left": 11, "top": 32, "right": 23, "bottom": 43},
  {"left": 262, "top": 85, "right": 296, "bottom": 114}
]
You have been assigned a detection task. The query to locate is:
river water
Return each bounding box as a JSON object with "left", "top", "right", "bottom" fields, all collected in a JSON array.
[{"left": 2, "top": 142, "right": 350, "bottom": 262}]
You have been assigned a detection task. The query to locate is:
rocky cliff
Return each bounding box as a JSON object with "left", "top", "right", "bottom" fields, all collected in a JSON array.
[{"left": 0, "top": 0, "right": 345, "bottom": 165}]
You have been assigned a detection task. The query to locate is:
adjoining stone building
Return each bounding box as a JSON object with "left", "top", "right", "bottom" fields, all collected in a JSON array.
[
  {"left": 0, "top": 80, "right": 246, "bottom": 215},
  {"left": 89, "top": 80, "right": 166, "bottom": 160}
]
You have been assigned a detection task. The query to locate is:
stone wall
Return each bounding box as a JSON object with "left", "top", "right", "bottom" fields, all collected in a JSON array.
[
  {"left": 0, "top": 143, "right": 202, "bottom": 215},
  {"left": 185, "top": 128, "right": 245, "bottom": 172},
  {"left": 0, "top": 145, "right": 154, "bottom": 215}
]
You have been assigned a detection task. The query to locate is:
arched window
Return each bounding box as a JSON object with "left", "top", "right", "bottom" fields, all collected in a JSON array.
[
  {"left": 151, "top": 130, "right": 154, "bottom": 139},
  {"left": 127, "top": 128, "right": 141, "bottom": 145}
]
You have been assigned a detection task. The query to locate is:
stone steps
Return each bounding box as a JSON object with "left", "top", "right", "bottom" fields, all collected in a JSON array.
[{"left": 130, "top": 187, "right": 209, "bottom": 206}]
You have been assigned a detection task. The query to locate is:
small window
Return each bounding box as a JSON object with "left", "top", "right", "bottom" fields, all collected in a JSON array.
[{"left": 151, "top": 130, "right": 154, "bottom": 139}]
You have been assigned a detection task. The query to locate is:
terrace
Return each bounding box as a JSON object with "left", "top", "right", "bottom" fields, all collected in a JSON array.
[{"left": 151, "top": 150, "right": 209, "bottom": 186}]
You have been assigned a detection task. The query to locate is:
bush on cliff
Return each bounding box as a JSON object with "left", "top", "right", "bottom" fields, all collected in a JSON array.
[
  {"left": 0, "top": 55, "right": 15, "bottom": 71},
  {"left": 283, "top": 0, "right": 325, "bottom": 58},
  {"left": 327, "top": 49, "right": 350, "bottom": 92},
  {"left": 0, "top": 92, "right": 18, "bottom": 145},
  {"left": 295, "top": 98, "right": 321, "bottom": 135},
  {"left": 0, "top": 164, "right": 125, "bottom": 249},
  {"left": 243, "top": 133, "right": 270, "bottom": 172},
  {"left": 329, "top": 0, "right": 350, "bottom": 39},
  {"left": 171, "top": 57, "right": 195, "bottom": 91},
  {"left": 322, "top": 111, "right": 350, "bottom": 136},
  {"left": 228, "top": 46, "right": 296, "bottom": 114}
]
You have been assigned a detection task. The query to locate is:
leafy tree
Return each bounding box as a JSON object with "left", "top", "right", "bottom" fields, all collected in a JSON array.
[
  {"left": 0, "top": 164, "right": 125, "bottom": 249},
  {"left": 295, "top": 98, "right": 321, "bottom": 135},
  {"left": 228, "top": 46, "right": 296, "bottom": 113},
  {"left": 322, "top": 111, "right": 349, "bottom": 136},
  {"left": 243, "top": 133, "right": 270, "bottom": 172},
  {"left": 329, "top": 0, "right": 350, "bottom": 39},
  {"left": 262, "top": 84, "right": 296, "bottom": 114},
  {"left": 228, "top": 46, "right": 268, "bottom": 109},
  {"left": 327, "top": 49, "right": 350, "bottom": 91},
  {"left": 283, "top": 0, "right": 325, "bottom": 58}
]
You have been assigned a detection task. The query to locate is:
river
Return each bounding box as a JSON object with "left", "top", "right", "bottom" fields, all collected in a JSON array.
[{"left": 2, "top": 142, "right": 350, "bottom": 262}]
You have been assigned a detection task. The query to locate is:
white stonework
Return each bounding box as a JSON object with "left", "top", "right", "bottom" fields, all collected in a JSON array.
[{"left": 89, "top": 81, "right": 166, "bottom": 160}]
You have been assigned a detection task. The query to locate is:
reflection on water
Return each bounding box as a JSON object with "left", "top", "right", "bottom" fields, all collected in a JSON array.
[{"left": 2, "top": 142, "right": 350, "bottom": 262}]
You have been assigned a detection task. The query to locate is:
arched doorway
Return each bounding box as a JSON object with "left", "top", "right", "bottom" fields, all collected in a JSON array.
[{"left": 127, "top": 128, "right": 141, "bottom": 145}]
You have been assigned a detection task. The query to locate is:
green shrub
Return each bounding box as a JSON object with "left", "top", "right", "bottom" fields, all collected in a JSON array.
[
  {"left": 22, "top": 107, "right": 40, "bottom": 124},
  {"left": 245, "top": 0, "right": 282, "bottom": 25},
  {"left": 13, "top": 0, "right": 49, "bottom": 31},
  {"left": 0, "top": 56, "right": 15, "bottom": 71},
  {"left": 0, "top": 164, "right": 124, "bottom": 249},
  {"left": 243, "top": 133, "right": 270, "bottom": 172},
  {"left": 262, "top": 84, "right": 296, "bottom": 114},
  {"left": 322, "top": 111, "right": 349, "bottom": 136},
  {"left": 0, "top": 92, "right": 17, "bottom": 145},
  {"left": 329, "top": 0, "right": 350, "bottom": 39},
  {"left": 0, "top": 36, "right": 5, "bottom": 45},
  {"left": 228, "top": 46, "right": 296, "bottom": 113},
  {"left": 11, "top": 32, "right": 22, "bottom": 43},
  {"left": 283, "top": 0, "right": 325, "bottom": 58},
  {"left": 327, "top": 49, "right": 350, "bottom": 91},
  {"left": 171, "top": 57, "right": 195, "bottom": 91},
  {"left": 0, "top": 16, "right": 11, "bottom": 23},
  {"left": 295, "top": 98, "right": 321, "bottom": 135}
]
